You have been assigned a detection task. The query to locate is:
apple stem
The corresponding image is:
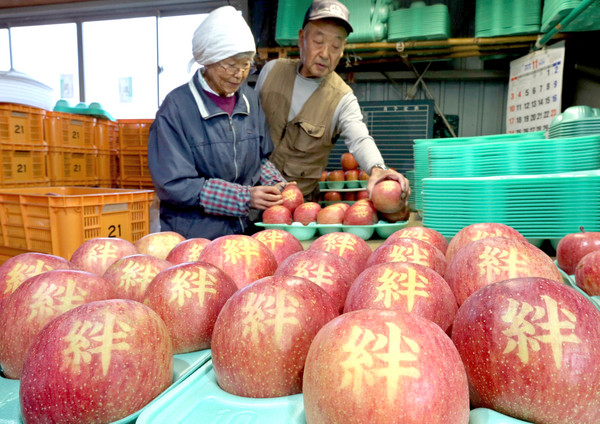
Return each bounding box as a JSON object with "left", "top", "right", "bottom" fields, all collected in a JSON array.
[{"left": 580, "top": 226, "right": 585, "bottom": 233}]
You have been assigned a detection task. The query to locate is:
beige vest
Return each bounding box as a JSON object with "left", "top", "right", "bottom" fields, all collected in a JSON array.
[{"left": 260, "top": 59, "right": 352, "bottom": 197}]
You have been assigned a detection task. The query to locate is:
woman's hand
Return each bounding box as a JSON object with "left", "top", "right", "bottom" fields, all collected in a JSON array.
[{"left": 250, "top": 185, "right": 284, "bottom": 210}]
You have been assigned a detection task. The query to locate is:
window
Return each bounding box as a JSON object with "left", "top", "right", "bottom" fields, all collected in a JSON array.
[
  {"left": 158, "top": 13, "right": 208, "bottom": 104},
  {"left": 83, "top": 17, "right": 157, "bottom": 119},
  {"left": 0, "top": 28, "right": 10, "bottom": 71},
  {"left": 10, "top": 23, "right": 78, "bottom": 106}
]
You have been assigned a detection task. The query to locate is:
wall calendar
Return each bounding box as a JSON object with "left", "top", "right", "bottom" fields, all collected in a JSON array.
[{"left": 506, "top": 41, "right": 565, "bottom": 134}]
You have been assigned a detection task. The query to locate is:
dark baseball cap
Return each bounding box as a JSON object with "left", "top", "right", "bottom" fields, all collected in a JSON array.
[{"left": 302, "top": 0, "right": 353, "bottom": 34}]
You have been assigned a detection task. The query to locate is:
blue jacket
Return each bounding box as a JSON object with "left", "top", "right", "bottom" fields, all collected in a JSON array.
[{"left": 148, "top": 72, "right": 274, "bottom": 239}]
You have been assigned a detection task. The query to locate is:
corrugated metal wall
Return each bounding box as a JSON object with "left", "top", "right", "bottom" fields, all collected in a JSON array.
[{"left": 351, "top": 78, "right": 509, "bottom": 137}]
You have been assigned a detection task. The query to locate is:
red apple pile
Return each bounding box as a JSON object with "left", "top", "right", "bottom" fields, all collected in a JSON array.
[
  {"left": 70, "top": 237, "right": 139, "bottom": 276},
  {"left": 367, "top": 237, "right": 447, "bottom": 277},
  {"left": 575, "top": 250, "right": 600, "bottom": 296},
  {"left": 445, "top": 222, "right": 527, "bottom": 261},
  {"left": 556, "top": 226, "right": 600, "bottom": 275},
  {"left": 135, "top": 231, "right": 186, "bottom": 261},
  {"left": 251, "top": 228, "right": 304, "bottom": 266},
  {"left": 165, "top": 237, "right": 211, "bottom": 264}
]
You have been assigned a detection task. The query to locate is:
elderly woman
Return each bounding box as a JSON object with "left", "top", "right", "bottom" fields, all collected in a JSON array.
[{"left": 148, "top": 6, "right": 287, "bottom": 239}]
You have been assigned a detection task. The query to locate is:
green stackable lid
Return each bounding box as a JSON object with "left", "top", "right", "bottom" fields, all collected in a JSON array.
[
  {"left": 542, "top": 0, "right": 600, "bottom": 32},
  {"left": 549, "top": 105, "right": 600, "bottom": 138},
  {"left": 387, "top": 2, "right": 450, "bottom": 41},
  {"left": 475, "top": 0, "right": 541, "bottom": 37}
]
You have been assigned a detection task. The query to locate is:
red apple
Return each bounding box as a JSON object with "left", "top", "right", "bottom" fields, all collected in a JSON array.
[
  {"left": 263, "top": 204, "right": 293, "bottom": 224},
  {"left": 211, "top": 275, "right": 339, "bottom": 397},
  {"left": 556, "top": 227, "right": 600, "bottom": 275},
  {"left": 326, "top": 170, "right": 345, "bottom": 182},
  {"left": 275, "top": 249, "right": 357, "bottom": 313},
  {"left": 320, "top": 171, "right": 328, "bottom": 182},
  {"left": 371, "top": 180, "right": 404, "bottom": 214},
  {"left": 446, "top": 222, "right": 527, "bottom": 261},
  {"left": 134, "top": 231, "right": 186, "bottom": 261},
  {"left": 303, "top": 309, "right": 469, "bottom": 424},
  {"left": 317, "top": 204, "right": 345, "bottom": 224},
  {"left": 323, "top": 191, "right": 342, "bottom": 202},
  {"left": 165, "top": 238, "right": 211, "bottom": 264},
  {"left": 378, "top": 204, "right": 410, "bottom": 223},
  {"left": 20, "top": 299, "right": 173, "bottom": 423},
  {"left": 0, "top": 270, "right": 118, "bottom": 379},
  {"left": 452, "top": 277, "right": 600, "bottom": 423},
  {"left": 70, "top": 237, "right": 139, "bottom": 276},
  {"left": 354, "top": 198, "right": 377, "bottom": 213},
  {"left": 385, "top": 226, "right": 449, "bottom": 254},
  {"left": 197, "top": 234, "right": 278, "bottom": 289},
  {"left": 358, "top": 170, "right": 369, "bottom": 181},
  {"left": 342, "top": 191, "right": 357, "bottom": 201},
  {"left": 343, "top": 203, "right": 377, "bottom": 225},
  {"left": 143, "top": 261, "right": 238, "bottom": 354},
  {"left": 344, "top": 169, "right": 360, "bottom": 181},
  {"left": 366, "top": 237, "right": 447, "bottom": 277},
  {"left": 0, "top": 252, "right": 75, "bottom": 305},
  {"left": 575, "top": 250, "right": 600, "bottom": 296},
  {"left": 293, "top": 202, "right": 321, "bottom": 225},
  {"left": 251, "top": 229, "right": 304, "bottom": 266},
  {"left": 356, "top": 189, "right": 369, "bottom": 200},
  {"left": 309, "top": 232, "right": 372, "bottom": 275},
  {"left": 446, "top": 236, "right": 563, "bottom": 306},
  {"left": 281, "top": 184, "right": 304, "bottom": 213},
  {"left": 344, "top": 262, "right": 457, "bottom": 332},
  {"left": 102, "top": 254, "right": 172, "bottom": 302},
  {"left": 341, "top": 152, "right": 359, "bottom": 171}
]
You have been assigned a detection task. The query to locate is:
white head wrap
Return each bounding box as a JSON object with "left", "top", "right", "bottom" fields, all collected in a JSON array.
[{"left": 191, "top": 6, "right": 256, "bottom": 67}]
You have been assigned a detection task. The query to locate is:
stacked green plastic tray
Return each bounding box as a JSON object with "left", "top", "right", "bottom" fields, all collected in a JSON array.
[
  {"left": 475, "top": 0, "right": 541, "bottom": 37},
  {"left": 275, "top": 0, "right": 312, "bottom": 46},
  {"left": 421, "top": 170, "right": 600, "bottom": 246},
  {"left": 413, "top": 132, "right": 546, "bottom": 213},
  {"left": 428, "top": 135, "right": 600, "bottom": 178},
  {"left": 344, "top": 0, "right": 391, "bottom": 43},
  {"left": 548, "top": 105, "right": 600, "bottom": 138},
  {"left": 406, "top": 169, "right": 416, "bottom": 211},
  {"left": 542, "top": 0, "right": 600, "bottom": 32},
  {"left": 387, "top": 1, "right": 450, "bottom": 41}
]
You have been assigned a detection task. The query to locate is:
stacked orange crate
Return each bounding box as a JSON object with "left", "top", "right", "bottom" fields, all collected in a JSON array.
[
  {"left": 45, "top": 111, "right": 98, "bottom": 186},
  {"left": 94, "top": 118, "right": 119, "bottom": 187},
  {"left": 0, "top": 104, "right": 49, "bottom": 188},
  {"left": 117, "top": 119, "right": 154, "bottom": 189}
]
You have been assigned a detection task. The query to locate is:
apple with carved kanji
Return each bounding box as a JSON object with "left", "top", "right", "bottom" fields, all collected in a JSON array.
[
  {"left": 0, "top": 252, "right": 76, "bottom": 306},
  {"left": 293, "top": 202, "right": 321, "bottom": 225},
  {"left": 20, "top": 299, "right": 173, "bottom": 424},
  {"left": 165, "top": 238, "right": 211, "bottom": 264},
  {"left": 366, "top": 237, "right": 447, "bottom": 277},
  {"left": 281, "top": 184, "right": 304, "bottom": 213},
  {"left": 446, "top": 236, "right": 563, "bottom": 306},
  {"left": 309, "top": 232, "right": 372, "bottom": 275},
  {"left": 344, "top": 262, "right": 457, "bottom": 332},
  {"left": 386, "top": 226, "right": 449, "bottom": 254},
  {"left": 263, "top": 204, "right": 293, "bottom": 224},
  {"left": 135, "top": 231, "right": 186, "bottom": 261},
  {"left": 252, "top": 229, "right": 304, "bottom": 266},
  {"left": 211, "top": 275, "right": 338, "bottom": 397},
  {"left": 143, "top": 261, "right": 238, "bottom": 354},
  {"left": 303, "top": 309, "right": 469, "bottom": 424},
  {"left": 556, "top": 227, "right": 600, "bottom": 275},
  {"left": 446, "top": 222, "right": 527, "bottom": 261},
  {"left": 275, "top": 249, "right": 357, "bottom": 313},
  {"left": 70, "top": 237, "right": 139, "bottom": 276},
  {"left": 102, "top": 254, "right": 172, "bottom": 302},
  {"left": 575, "top": 250, "right": 600, "bottom": 296},
  {"left": 452, "top": 277, "right": 600, "bottom": 424},
  {"left": 371, "top": 180, "right": 405, "bottom": 214},
  {"left": 197, "top": 234, "right": 278, "bottom": 289},
  {"left": 0, "top": 269, "right": 117, "bottom": 379},
  {"left": 343, "top": 202, "right": 377, "bottom": 225}
]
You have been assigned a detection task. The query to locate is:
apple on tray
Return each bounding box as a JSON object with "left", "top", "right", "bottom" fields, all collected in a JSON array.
[
  {"left": 263, "top": 205, "right": 293, "bottom": 225},
  {"left": 303, "top": 309, "right": 470, "bottom": 424},
  {"left": 317, "top": 204, "right": 345, "bottom": 225},
  {"left": 341, "top": 152, "right": 359, "bottom": 171},
  {"left": 343, "top": 203, "right": 377, "bottom": 226},
  {"left": 575, "top": 249, "right": 600, "bottom": 296},
  {"left": 452, "top": 276, "right": 600, "bottom": 423},
  {"left": 20, "top": 299, "right": 173, "bottom": 423},
  {"left": 281, "top": 184, "right": 304, "bottom": 213},
  {"left": 556, "top": 226, "right": 600, "bottom": 275},
  {"left": 293, "top": 202, "right": 321, "bottom": 225},
  {"left": 326, "top": 170, "right": 346, "bottom": 190},
  {"left": 135, "top": 231, "right": 186, "bottom": 261},
  {"left": 322, "top": 191, "right": 342, "bottom": 202}
]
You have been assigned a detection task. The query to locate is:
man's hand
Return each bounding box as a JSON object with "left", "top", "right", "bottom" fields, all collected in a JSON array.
[
  {"left": 250, "top": 185, "right": 284, "bottom": 210},
  {"left": 367, "top": 167, "right": 411, "bottom": 205}
]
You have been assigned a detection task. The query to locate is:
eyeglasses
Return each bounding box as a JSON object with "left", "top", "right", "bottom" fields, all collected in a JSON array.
[{"left": 219, "top": 62, "right": 254, "bottom": 75}]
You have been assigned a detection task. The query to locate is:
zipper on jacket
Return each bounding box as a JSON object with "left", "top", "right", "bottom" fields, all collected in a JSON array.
[{"left": 229, "top": 115, "right": 245, "bottom": 231}]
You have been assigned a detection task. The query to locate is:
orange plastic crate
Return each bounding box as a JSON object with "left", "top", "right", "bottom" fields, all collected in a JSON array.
[
  {"left": 47, "top": 146, "right": 98, "bottom": 186},
  {"left": 117, "top": 119, "right": 154, "bottom": 151},
  {"left": 0, "top": 186, "right": 154, "bottom": 260},
  {"left": 44, "top": 111, "right": 96, "bottom": 149},
  {"left": 0, "top": 104, "right": 46, "bottom": 147},
  {"left": 94, "top": 119, "right": 119, "bottom": 187},
  {"left": 0, "top": 145, "right": 49, "bottom": 187}
]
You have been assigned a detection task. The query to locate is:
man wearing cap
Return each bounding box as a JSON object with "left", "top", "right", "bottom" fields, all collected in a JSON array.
[
  {"left": 148, "top": 5, "right": 286, "bottom": 239},
  {"left": 256, "top": 0, "right": 410, "bottom": 203}
]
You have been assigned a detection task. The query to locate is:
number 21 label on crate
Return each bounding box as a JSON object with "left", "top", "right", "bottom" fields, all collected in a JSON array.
[
  {"left": 100, "top": 203, "right": 132, "bottom": 241},
  {"left": 506, "top": 41, "right": 565, "bottom": 134}
]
